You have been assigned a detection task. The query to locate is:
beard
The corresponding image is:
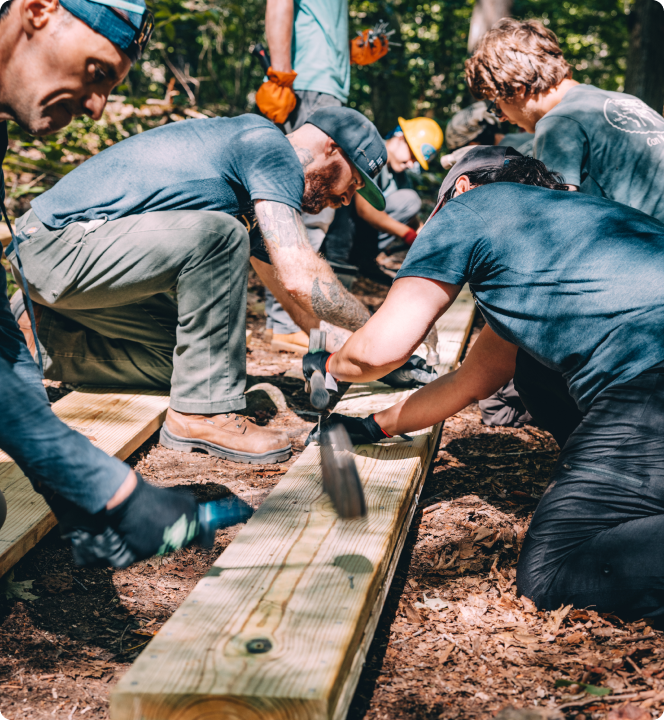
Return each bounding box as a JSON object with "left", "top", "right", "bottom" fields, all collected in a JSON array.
[{"left": 301, "top": 161, "right": 346, "bottom": 214}]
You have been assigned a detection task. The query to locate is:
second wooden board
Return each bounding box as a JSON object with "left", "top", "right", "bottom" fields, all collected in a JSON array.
[{"left": 0, "top": 387, "right": 170, "bottom": 578}]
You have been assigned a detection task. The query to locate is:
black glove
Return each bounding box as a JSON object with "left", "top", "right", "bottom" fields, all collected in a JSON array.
[
  {"left": 380, "top": 355, "right": 438, "bottom": 388},
  {"left": 305, "top": 412, "right": 388, "bottom": 446},
  {"left": 303, "top": 349, "right": 332, "bottom": 382},
  {"left": 57, "top": 473, "right": 253, "bottom": 568}
]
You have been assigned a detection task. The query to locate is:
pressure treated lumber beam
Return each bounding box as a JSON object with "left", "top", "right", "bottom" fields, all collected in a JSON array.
[
  {"left": 0, "top": 388, "right": 169, "bottom": 578},
  {"left": 435, "top": 285, "right": 475, "bottom": 373},
  {"left": 111, "top": 291, "right": 476, "bottom": 720}
]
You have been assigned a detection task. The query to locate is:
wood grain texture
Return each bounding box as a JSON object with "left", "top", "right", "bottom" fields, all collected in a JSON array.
[
  {"left": 111, "top": 290, "right": 476, "bottom": 720},
  {"left": 434, "top": 285, "right": 475, "bottom": 374},
  {"left": 0, "top": 388, "right": 170, "bottom": 578}
]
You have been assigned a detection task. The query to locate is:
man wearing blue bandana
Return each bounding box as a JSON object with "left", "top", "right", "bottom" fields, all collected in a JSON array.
[{"left": 0, "top": 0, "right": 228, "bottom": 568}]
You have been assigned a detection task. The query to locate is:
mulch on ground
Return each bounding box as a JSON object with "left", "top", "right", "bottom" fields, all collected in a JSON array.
[{"left": 1, "top": 272, "right": 662, "bottom": 720}]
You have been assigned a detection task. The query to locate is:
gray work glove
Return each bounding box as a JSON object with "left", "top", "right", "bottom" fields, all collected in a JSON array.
[{"left": 380, "top": 355, "right": 438, "bottom": 389}]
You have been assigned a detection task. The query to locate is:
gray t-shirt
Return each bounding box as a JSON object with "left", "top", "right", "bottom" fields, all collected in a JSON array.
[
  {"left": 534, "top": 84, "right": 664, "bottom": 221},
  {"left": 31, "top": 115, "right": 304, "bottom": 263},
  {"left": 397, "top": 183, "right": 664, "bottom": 413}
]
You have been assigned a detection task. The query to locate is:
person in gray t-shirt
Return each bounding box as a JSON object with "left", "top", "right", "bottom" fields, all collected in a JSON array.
[
  {"left": 464, "top": 17, "right": 664, "bottom": 429},
  {"left": 466, "top": 18, "right": 664, "bottom": 221}
]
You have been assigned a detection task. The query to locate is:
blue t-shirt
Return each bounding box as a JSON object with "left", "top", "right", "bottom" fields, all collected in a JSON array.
[
  {"left": 31, "top": 115, "right": 304, "bottom": 261},
  {"left": 534, "top": 85, "right": 664, "bottom": 221},
  {"left": 292, "top": 0, "right": 350, "bottom": 103},
  {"left": 397, "top": 183, "right": 664, "bottom": 412}
]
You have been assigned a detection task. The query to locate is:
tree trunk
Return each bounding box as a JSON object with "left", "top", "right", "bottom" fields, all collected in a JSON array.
[
  {"left": 625, "top": 0, "right": 664, "bottom": 113},
  {"left": 468, "top": 0, "right": 513, "bottom": 53}
]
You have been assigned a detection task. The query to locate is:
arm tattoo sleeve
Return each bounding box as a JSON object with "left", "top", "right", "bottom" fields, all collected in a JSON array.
[
  {"left": 312, "top": 277, "right": 370, "bottom": 332},
  {"left": 255, "top": 201, "right": 311, "bottom": 252}
]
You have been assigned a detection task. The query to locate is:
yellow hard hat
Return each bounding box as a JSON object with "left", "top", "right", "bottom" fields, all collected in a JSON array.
[{"left": 398, "top": 116, "right": 444, "bottom": 170}]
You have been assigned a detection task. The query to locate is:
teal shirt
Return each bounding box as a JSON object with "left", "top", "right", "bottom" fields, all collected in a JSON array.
[
  {"left": 292, "top": 0, "right": 349, "bottom": 103},
  {"left": 534, "top": 85, "right": 664, "bottom": 222}
]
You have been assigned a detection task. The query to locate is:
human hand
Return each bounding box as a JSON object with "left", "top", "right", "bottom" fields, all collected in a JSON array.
[
  {"left": 255, "top": 67, "right": 298, "bottom": 124},
  {"left": 380, "top": 355, "right": 438, "bottom": 388},
  {"left": 305, "top": 412, "right": 389, "bottom": 446},
  {"left": 350, "top": 25, "right": 390, "bottom": 66}
]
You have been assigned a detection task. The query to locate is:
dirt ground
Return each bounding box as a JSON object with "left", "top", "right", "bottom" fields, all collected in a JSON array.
[{"left": 1, "top": 272, "right": 663, "bottom": 720}]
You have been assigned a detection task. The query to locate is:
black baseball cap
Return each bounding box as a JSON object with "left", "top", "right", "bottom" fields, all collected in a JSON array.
[
  {"left": 306, "top": 107, "right": 388, "bottom": 211},
  {"left": 439, "top": 145, "right": 523, "bottom": 201}
]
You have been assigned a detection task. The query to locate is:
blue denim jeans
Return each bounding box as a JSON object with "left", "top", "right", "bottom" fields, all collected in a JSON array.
[{"left": 0, "top": 269, "right": 128, "bottom": 514}]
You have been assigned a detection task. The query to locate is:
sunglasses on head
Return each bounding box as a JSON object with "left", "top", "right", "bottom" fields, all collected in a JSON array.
[{"left": 486, "top": 99, "right": 502, "bottom": 120}]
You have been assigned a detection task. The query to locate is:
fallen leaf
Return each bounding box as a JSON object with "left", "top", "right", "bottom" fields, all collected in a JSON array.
[
  {"left": 560, "top": 631, "right": 585, "bottom": 645},
  {"left": 0, "top": 571, "right": 38, "bottom": 601},
  {"left": 438, "top": 642, "right": 455, "bottom": 663},
  {"left": 592, "top": 627, "right": 614, "bottom": 637},
  {"left": 473, "top": 527, "right": 495, "bottom": 542},
  {"left": 404, "top": 602, "right": 423, "bottom": 625},
  {"left": 459, "top": 542, "right": 475, "bottom": 559},
  {"left": 513, "top": 632, "right": 539, "bottom": 645},
  {"left": 606, "top": 704, "right": 650, "bottom": 720},
  {"left": 423, "top": 593, "right": 448, "bottom": 611},
  {"left": 520, "top": 595, "right": 537, "bottom": 613}
]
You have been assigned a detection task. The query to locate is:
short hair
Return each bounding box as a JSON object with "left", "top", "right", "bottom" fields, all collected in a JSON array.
[
  {"left": 465, "top": 18, "right": 572, "bottom": 100},
  {"left": 0, "top": 0, "right": 13, "bottom": 21},
  {"left": 440, "top": 155, "right": 567, "bottom": 205}
]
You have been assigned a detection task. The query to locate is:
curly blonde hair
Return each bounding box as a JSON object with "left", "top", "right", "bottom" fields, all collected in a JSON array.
[{"left": 465, "top": 18, "right": 572, "bottom": 100}]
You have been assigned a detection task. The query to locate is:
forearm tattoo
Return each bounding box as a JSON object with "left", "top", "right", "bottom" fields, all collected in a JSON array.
[
  {"left": 255, "top": 201, "right": 311, "bottom": 251},
  {"left": 312, "top": 277, "right": 370, "bottom": 332}
]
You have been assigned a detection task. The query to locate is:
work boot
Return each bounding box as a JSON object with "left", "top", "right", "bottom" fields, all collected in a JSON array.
[
  {"left": 160, "top": 408, "right": 292, "bottom": 464},
  {"left": 10, "top": 290, "right": 42, "bottom": 357},
  {"left": 271, "top": 330, "right": 309, "bottom": 355}
]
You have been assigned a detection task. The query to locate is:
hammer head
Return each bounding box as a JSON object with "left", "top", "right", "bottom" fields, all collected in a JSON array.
[{"left": 320, "top": 424, "right": 366, "bottom": 519}]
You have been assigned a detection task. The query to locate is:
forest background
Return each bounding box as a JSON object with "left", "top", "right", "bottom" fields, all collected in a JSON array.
[{"left": 3, "top": 0, "right": 664, "bottom": 217}]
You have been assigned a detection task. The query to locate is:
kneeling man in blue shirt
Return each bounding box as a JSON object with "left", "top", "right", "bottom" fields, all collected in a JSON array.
[{"left": 304, "top": 146, "right": 664, "bottom": 624}]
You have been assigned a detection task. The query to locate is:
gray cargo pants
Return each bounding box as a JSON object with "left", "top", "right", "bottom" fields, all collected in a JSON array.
[{"left": 8, "top": 209, "right": 249, "bottom": 415}]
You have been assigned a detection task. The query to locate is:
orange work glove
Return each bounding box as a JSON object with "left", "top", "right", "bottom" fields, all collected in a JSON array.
[
  {"left": 350, "top": 29, "right": 389, "bottom": 66},
  {"left": 255, "top": 67, "right": 298, "bottom": 125}
]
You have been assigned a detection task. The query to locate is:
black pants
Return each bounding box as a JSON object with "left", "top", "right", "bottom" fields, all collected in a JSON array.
[{"left": 514, "top": 350, "right": 664, "bottom": 624}]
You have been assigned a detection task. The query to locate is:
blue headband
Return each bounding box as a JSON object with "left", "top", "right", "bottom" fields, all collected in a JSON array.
[{"left": 59, "top": 0, "right": 147, "bottom": 61}]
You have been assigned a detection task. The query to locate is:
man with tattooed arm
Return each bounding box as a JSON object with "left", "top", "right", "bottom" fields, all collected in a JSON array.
[{"left": 12, "top": 107, "right": 433, "bottom": 464}]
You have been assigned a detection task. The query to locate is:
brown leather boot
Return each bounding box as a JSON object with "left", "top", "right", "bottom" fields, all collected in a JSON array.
[
  {"left": 160, "top": 408, "right": 291, "bottom": 464},
  {"left": 10, "top": 291, "right": 42, "bottom": 357}
]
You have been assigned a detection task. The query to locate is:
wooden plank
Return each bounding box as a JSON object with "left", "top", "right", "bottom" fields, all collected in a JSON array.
[
  {"left": 0, "top": 388, "right": 170, "bottom": 578},
  {"left": 435, "top": 284, "right": 475, "bottom": 373},
  {"left": 111, "top": 290, "right": 476, "bottom": 720}
]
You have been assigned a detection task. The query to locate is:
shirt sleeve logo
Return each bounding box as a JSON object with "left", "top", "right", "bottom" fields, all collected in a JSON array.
[{"left": 604, "top": 97, "right": 664, "bottom": 135}]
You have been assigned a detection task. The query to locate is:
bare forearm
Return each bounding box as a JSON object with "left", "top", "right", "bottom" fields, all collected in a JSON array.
[
  {"left": 255, "top": 200, "right": 371, "bottom": 331},
  {"left": 374, "top": 371, "right": 479, "bottom": 435},
  {"left": 265, "top": 0, "right": 294, "bottom": 72},
  {"left": 355, "top": 194, "right": 411, "bottom": 237},
  {"left": 375, "top": 326, "right": 519, "bottom": 435}
]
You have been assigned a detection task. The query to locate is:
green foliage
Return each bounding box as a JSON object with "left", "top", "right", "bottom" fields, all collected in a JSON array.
[
  {"left": 514, "top": 0, "right": 631, "bottom": 91},
  {"left": 2, "top": 0, "right": 634, "bottom": 207}
]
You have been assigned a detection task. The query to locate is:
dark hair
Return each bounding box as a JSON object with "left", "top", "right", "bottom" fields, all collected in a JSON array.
[
  {"left": 0, "top": 0, "right": 13, "bottom": 21},
  {"left": 468, "top": 124, "right": 498, "bottom": 147},
  {"left": 441, "top": 155, "right": 567, "bottom": 205}
]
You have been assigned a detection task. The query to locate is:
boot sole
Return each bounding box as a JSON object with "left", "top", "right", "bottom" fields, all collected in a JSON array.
[{"left": 159, "top": 425, "right": 292, "bottom": 465}]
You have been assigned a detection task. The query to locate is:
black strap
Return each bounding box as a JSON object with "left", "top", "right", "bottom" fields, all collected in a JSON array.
[{"left": 0, "top": 198, "right": 43, "bottom": 375}]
